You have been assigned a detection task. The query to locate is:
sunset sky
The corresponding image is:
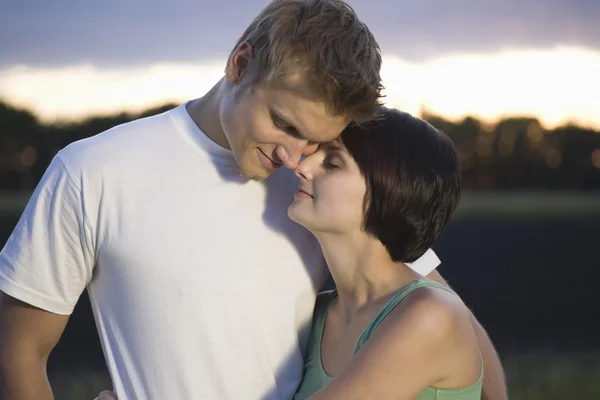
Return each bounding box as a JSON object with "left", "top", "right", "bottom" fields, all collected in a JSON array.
[{"left": 1, "top": 0, "right": 599, "bottom": 129}]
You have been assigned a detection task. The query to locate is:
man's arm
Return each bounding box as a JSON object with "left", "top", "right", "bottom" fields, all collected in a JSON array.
[
  {"left": 427, "top": 270, "right": 507, "bottom": 400},
  {"left": 0, "top": 292, "right": 69, "bottom": 400}
]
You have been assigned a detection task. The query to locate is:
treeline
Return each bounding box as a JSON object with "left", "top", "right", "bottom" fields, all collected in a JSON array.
[{"left": 1, "top": 101, "right": 600, "bottom": 191}]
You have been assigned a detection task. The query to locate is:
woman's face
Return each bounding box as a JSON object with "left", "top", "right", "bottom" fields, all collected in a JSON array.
[{"left": 287, "top": 140, "right": 367, "bottom": 235}]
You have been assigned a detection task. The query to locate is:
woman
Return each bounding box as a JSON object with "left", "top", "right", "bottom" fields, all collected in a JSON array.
[
  {"left": 289, "top": 108, "right": 482, "bottom": 399},
  {"left": 98, "top": 108, "right": 482, "bottom": 399}
]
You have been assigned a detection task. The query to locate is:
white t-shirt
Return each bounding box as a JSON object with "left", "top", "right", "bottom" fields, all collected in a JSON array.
[{"left": 0, "top": 102, "right": 440, "bottom": 400}]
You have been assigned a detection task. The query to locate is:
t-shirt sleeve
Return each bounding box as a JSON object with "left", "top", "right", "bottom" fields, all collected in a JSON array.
[
  {"left": 0, "top": 155, "right": 95, "bottom": 315},
  {"left": 405, "top": 248, "right": 440, "bottom": 276}
]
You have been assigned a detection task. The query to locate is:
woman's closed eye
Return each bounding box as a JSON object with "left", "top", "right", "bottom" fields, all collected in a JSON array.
[{"left": 323, "top": 156, "right": 341, "bottom": 171}]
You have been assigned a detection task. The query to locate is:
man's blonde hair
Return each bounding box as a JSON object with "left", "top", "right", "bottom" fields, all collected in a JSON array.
[{"left": 230, "top": 0, "right": 384, "bottom": 122}]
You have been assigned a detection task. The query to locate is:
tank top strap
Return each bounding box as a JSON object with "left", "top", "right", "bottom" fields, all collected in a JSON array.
[
  {"left": 306, "top": 290, "right": 337, "bottom": 354},
  {"left": 354, "top": 278, "right": 456, "bottom": 353}
]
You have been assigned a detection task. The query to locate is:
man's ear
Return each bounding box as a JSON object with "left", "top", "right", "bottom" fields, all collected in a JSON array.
[{"left": 226, "top": 42, "right": 252, "bottom": 84}]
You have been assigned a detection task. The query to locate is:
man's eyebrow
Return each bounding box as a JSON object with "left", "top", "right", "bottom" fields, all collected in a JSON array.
[{"left": 269, "top": 106, "right": 318, "bottom": 142}]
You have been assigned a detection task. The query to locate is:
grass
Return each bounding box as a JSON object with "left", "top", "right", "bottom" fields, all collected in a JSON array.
[
  {"left": 505, "top": 352, "right": 600, "bottom": 400},
  {"left": 46, "top": 352, "right": 600, "bottom": 400},
  {"left": 453, "top": 191, "right": 600, "bottom": 220}
]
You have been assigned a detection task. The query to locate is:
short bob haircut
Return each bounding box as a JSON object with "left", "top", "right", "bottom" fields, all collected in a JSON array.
[{"left": 340, "top": 108, "right": 461, "bottom": 263}]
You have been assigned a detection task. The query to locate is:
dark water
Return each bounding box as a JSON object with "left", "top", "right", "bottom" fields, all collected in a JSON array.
[{"left": 1, "top": 216, "right": 599, "bottom": 373}]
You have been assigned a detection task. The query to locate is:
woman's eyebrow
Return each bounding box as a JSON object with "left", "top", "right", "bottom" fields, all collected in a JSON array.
[{"left": 324, "top": 143, "right": 345, "bottom": 154}]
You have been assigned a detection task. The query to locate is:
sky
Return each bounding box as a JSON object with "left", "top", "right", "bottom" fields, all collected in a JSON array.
[{"left": 1, "top": 0, "right": 599, "bottom": 128}]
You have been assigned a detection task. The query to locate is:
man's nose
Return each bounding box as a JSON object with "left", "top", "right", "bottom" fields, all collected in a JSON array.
[
  {"left": 294, "top": 155, "right": 316, "bottom": 181},
  {"left": 276, "top": 141, "right": 313, "bottom": 169}
]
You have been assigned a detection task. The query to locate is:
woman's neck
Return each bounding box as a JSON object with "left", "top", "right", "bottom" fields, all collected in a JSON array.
[{"left": 314, "top": 231, "right": 421, "bottom": 323}]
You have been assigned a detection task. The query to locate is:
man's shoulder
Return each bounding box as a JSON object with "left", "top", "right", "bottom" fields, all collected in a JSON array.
[{"left": 58, "top": 108, "right": 178, "bottom": 175}]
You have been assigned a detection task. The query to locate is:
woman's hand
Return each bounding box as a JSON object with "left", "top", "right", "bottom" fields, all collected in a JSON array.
[{"left": 94, "top": 390, "right": 118, "bottom": 400}]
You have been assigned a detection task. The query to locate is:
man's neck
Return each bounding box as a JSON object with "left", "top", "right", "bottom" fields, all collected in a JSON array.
[{"left": 186, "top": 77, "right": 230, "bottom": 150}]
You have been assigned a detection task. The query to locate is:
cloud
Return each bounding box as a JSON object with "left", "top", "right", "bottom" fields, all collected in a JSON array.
[
  {"left": 2, "top": 47, "right": 598, "bottom": 130},
  {"left": 1, "top": 0, "right": 599, "bottom": 67},
  {"left": 0, "top": 61, "right": 225, "bottom": 121}
]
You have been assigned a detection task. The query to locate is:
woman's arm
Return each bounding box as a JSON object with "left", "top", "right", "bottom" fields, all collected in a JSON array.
[
  {"left": 309, "top": 288, "right": 481, "bottom": 400},
  {"left": 426, "top": 270, "right": 507, "bottom": 400}
]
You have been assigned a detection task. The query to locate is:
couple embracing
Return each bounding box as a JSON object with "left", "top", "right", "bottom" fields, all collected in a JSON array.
[{"left": 0, "top": 1, "right": 505, "bottom": 399}]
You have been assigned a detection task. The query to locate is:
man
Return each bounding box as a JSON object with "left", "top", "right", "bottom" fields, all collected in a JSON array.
[{"left": 0, "top": 1, "right": 506, "bottom": 399}]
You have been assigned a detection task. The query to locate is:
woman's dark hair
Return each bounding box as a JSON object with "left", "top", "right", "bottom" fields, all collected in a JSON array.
[{"left": 341, "top": 107, "right": 461, "bottom": 262}]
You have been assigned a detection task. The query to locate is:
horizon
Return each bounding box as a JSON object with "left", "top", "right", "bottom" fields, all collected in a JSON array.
[{"left": 2, "top": 92, "right": 598, "bottom": 133}]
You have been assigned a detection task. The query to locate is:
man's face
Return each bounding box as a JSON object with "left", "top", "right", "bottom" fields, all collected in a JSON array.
[
  {"left": 219, "top": 44, "right": 350, "bottom": 180},
  {"left": 220, "top": 84, "right": 350, "bottom": 181}
]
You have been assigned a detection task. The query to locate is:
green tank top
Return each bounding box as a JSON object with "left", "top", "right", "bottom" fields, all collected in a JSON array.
[{"left": 294, "top": 278, "right": 483, "bottom": 400}]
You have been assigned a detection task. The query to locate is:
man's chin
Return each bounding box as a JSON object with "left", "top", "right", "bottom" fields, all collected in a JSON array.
[{"left": 237, "top": 165, "right": 272, "bottom": 181}]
